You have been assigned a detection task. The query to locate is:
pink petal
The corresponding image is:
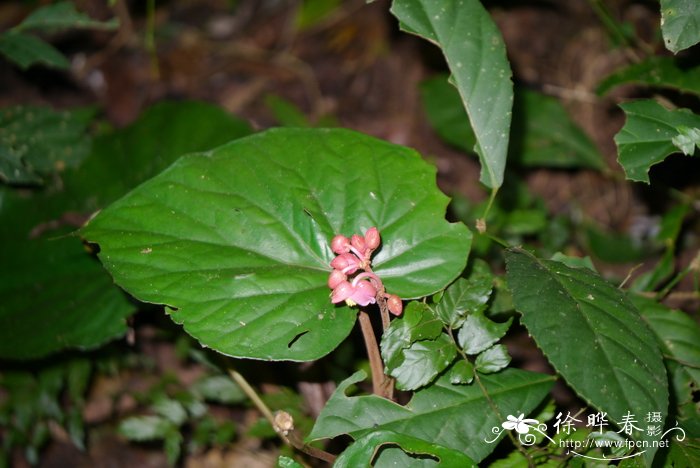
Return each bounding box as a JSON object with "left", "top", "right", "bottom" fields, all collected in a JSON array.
[
  {"left": 351, "top": 234, "right": 366, "bottom": 253},
  {"left": 327, "top": 269, "right": 346, "bottom": 289},
  {"left": 351, "top": 280, "right": 377, "bottom": 306},
  {"left": 331, "top": 281, "right": 355, "bottom": 304}
]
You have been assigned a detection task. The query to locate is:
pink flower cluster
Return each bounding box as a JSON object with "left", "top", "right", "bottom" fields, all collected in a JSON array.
[{"left": 327, "top": 227, "right": 403, "bottom": 316}]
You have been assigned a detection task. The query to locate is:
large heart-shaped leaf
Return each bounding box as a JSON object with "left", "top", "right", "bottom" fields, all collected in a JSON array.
[
  {"left": 615, "top": 99, "right": 700, "bottom": 183},
  {"left": 391, "top": 0, "right": 512, "bottom": 189},
  {"left": 505, "top": 248, "right": 668, "bottom": 463},
  {"left": 82, "top": 128, "right": 471, "bottom": 361},
  {"left": 308, "top": 368, "right": 554, "bottom": 463}
]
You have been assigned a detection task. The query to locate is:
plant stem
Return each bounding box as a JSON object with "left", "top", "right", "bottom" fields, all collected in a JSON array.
[
  {"left": 358, "top": 311, "right": 393, "bottom": 399},
  {"left": 227, "top": 368, "right": 336, "bottom": 464}
]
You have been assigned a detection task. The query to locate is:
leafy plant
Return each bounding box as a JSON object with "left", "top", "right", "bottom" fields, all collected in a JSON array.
[{"left": 3, "top": 0, "right": 700, "bottom": 466}]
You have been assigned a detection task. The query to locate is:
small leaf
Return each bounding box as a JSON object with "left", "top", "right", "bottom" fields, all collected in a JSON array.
[
  {"left": 118, "top": 415, "right": 173, "bottom": 441},
  {"left": 82, "top": 128, "right": 471, "bottom": 361},
  {"left": 152, "top": 398, "right": 187, "bottom": 426},
  {"left": 384, "top": 334, "right": 457, "bottom": 391},
  {"left": 391, "top": 0, "right": 513, "bottom": 189},
  {"left": 308, "top": 368, "right": 554, "bottom": 463},
  {"left": 457, "top": 311, "right": 512, "bottom": 355},
  {"left": 447, "top": 359, "right": 473, "bottom": 385},
  {"left": 277, "top": 455, "right": 304, "bottom": 468},
  {"left": 334, "top": 430, "right": 476, "bottom": 467},
  {"left": 597, "top": 57, "right": 700, "bottom": 97},
  {"left": 505, "top": 248, "right": 668, "bottom": 464},
  {"left": 13, "top": 2, "right": 119, "bottom": 33},
  {"left": 381, "top": 302, "right": 443, "bottom": 363},
  {"left": 672, "top": 125, "right": 700, "bottom": 155},
  {"left": 0, "top": 32, "right": 69, "bottom": 70},
  {"left": 615, "top": 100, "right": 700, "bottom": 183},
  {"left": 550, "top": 252, "right": 596, "bottom": 271},
  {"left": 475, "top": 344, "right": 511, "bottom": 374},
  {"left": 435, "top": 259, "right": 493, "bottom": 328},
  {"left": 660, "top": 0, "right": 700, "bottom": 53}
]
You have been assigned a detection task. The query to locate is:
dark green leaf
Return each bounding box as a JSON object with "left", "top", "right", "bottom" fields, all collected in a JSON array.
[
  {"left": 419, "top": 76, "right": 476, "bottom": 153},
  {"left": 512, "top": 89, "right": 605, "bottom": 170},
  {"left": 435, "top": 259, "right": 493, "bottom": 328},
  {"left": 82, "top": 128, "right": 471, "bottom": 361},
  {"left": 392, "top": 0, "right": 512, "bottom": 188},
  {"left": 474, "top": 344, "right": 511, "bottom": 374},
  {"left": 550, "top": 252, "right": 596, "bottom": 271},
  {"left": 660, "top": 0, "right": 700, "bottom": 53},
  {"left": 505, "top": 248, "right": 668, "bottom": 463},
  {"left": 615, "top": 100, "right": 700, "bottom": 183},
  {"left": 447, "top": 359, "right": 473, "bottom": 385},
  {"left": 667, "top": 438, "right": 700, "bottom": 466},
  {"left": 0, "top": 32, "right": 68, "bottom": 70},
  {"left": 334, "top": 430, "right": 476, "bottom": 467},
  {"left": 308, "top": 368, "right": 554, "bottom": 462},
  {"left": 163, "top": 429, "right": 183, "bottom": 466},
  {"left": 13, "top": 1, "right": 118, "bottom": 33},
  {"left": 597, "top": 57, "right": 700, "bottom": 97},
  {"left": 381, "top": 302, "right": 443, "bottom": 364},
  {"left": 585, "top": 224, "right": 650, "bottom": 263},
  {"left": 0, "top": 105, "right": 93, "bottom": 184},
  {"left": 384, "top": 334, "right": 457, "bottom": 391},
  {"left": 457, "top": 312, "right": 511, "bottom": 355}
]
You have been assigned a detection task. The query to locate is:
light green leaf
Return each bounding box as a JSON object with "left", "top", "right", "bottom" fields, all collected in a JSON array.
[
  {"left": 615, "top": 99, "right": 700, "bottom": 183},
  {"left": 13, "top": 1, "right": 119, "bottom": 33},
  {"left": 277, "top": 455, "right": 304, "bottom": 468},
  {"left": 334, "top": 430, "right": 476, "bottom": 467},
  {"left": 153, "top": 398, "right": 188, "bottom": 426},
  {"left": 384, "top": 334, "right": 457, "bottom": 391},
  {"left": 435, "top": 259, "right": 493, "bottom": 329},
  {"left": 0, "top": 32, "right": 69, "bottom": 70},
  {"left": 672, "top": 125, "right": 700, "bottom": 155},
  {"left": 660, "top": 0, "right": 700, "bottom": 53},
  {"left": 457, "top": 311, "right": 511, "bottom": 355},
  {"left": 474, "top": 344, "right": 511, "bottom": 374},
  {"left": 391, "top": 0, "right": 512, "bottom": 189},
  {"left": 550, "top": 252, "right": 596, "bottom": 271},
  {"left": 0, "top": 105, "right": 93, "bottom": 184},
  {"left": 82, "top": 128, "right": 471, "bottom": 361},
  {"left": 192, "top": 375, "right": 247, "bottom": 404},
  {"left": 511, "top": 89, "right": 605, "bottom": 170},
  {"left": 597, "top": 57, "right": 700, "bottom": 97},
  {"left": 308, "top": 368, "right": 554, "bottom": 463},
  {"left": 505, "top": 248, "right": 668, "bottom": 464},
  {"left": 118, "top": 415, "right": 174, "bottom": 441}
]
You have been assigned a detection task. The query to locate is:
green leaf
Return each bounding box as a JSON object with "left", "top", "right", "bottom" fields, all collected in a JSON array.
[
  {"left": 308, "top": 368, "right": 554, "bottom": 463},
  {"left": 13, "top": 1, "right": 119, "bottom": 33},
  {"left": 615, "top": 99, "right": 700, "bottom": 183},
  {"left": 295, "top": 0, "right": 341, "bottom": 30},
  {"left": 550, "top": 252, "right": 596, "bottom": 271},
  {"left": 447, "top": 359, "right": 473, "bottom": 385},
  {"left": 264, "top": 95, "right": 311, "bottom": 128},
  {"left": 474, "top": 344, "right": 511, "bottom": 374},
  {"left": 511, "top": 89, "right": 605, "bottom": 170},
  {"left": 435, "top": 259, "right": 493, "bottom": 329},
  {"left": 334, "top": 430, "right": 476, "bottom": 467},
  {"left": 584, "top": 224, "right": 650, "bottom": 263},
  {"left": 0, "top": 105, "right": 93, "bottom": 184},
  {"left": 277, "top": 455, "right": 304, "bottom": 468},
  {"left": 672, "top": 125, "right": 700, "bottom": 155},
  {"left": 384, "top": 334, "right": 457, "bottom": 391},
  {"left": 505, "top": 248, "right": 668, "bottom": 463},
  {"left": 391, "top": 0, "right": 512, "bottom": 189},
  {"left": 118, "top": 415, "right": 174, "bottom": 441},
  {"left": 457, "top": 311, "right": 511, "bottom": 355},
  {"left": 0, "top": 32, "right": 69, "bottom": 70},
  {"left": 419, "top": 76, "right": 476, "bottom": 154},
  {"left": 597, "top": 57, "right": 700, "bottom": 97},
  {"left": 660, "top": 0, "right": 700, "bottom": 53},
  {"left": 192, "top": 375, "right": 247, "bottom": 404},
  {"left": 381, "top": 302, "right": 443, "bottom": 363},
  {"left": 82, "top": 128, "right": 471, "bottom": 361},
  {"left": 152, "top": 398, "right": 188, "bottom": 426},
  {"left": 668, "top": 438, "right": 700, "bottom": 466},
  {"left": 0, "top": 101, "right": 251, "bottom": 360}
]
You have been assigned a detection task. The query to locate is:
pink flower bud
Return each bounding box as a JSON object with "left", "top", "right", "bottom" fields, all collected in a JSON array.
[
  {"left": 352, "top": 280, "right": 377, "bottom": 306},
  {"left": 364, "top": 227, "right": 380, "bottom": 250},
  {"left": 331, "top": 281, "right": 354, "bottom": 304},
  {"left": 386, "top": 294, "right": 403, "bottom": 316},
  {"left": 351, "top": 234, "right": 366, "bottom": 254},
  {"left": 327, "top": 269, "right": 346, "bottom": 289},
  {"left": 330, "top": 253, "right": 360, "bottom": 275},
  {"left": 331, "top": 234, "right": 350, "bottom": 254}
]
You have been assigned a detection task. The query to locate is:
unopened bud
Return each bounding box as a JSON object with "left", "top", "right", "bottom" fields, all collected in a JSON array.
[
  {"left": 331, "top": 234, "right": 350, "bottom": 254},
  {"left": 364, "top": 227, "right": 380, "bottom": 250},
  {"left": 386, "top": 294, "right": 403, "bottom": 316},
  {"left": 351, "top": 234, "right": 366, "bottom": 253},
  {"left": 327, "top": 269, "right": 346, "bottom": 289}
]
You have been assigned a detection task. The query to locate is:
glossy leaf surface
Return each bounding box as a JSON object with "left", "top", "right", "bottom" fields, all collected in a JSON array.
[
  {"left": 660, "top": 0, "right": 700, "bottom": 53},
  {"left": 392, "top": 1, "right": 512, "bottom": 188},
  {"left": 308, "top": 368, "right": 554, "bottom": 462},
  {"left": 82, "top": 128, "right": 471, "bottom": 361}
]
